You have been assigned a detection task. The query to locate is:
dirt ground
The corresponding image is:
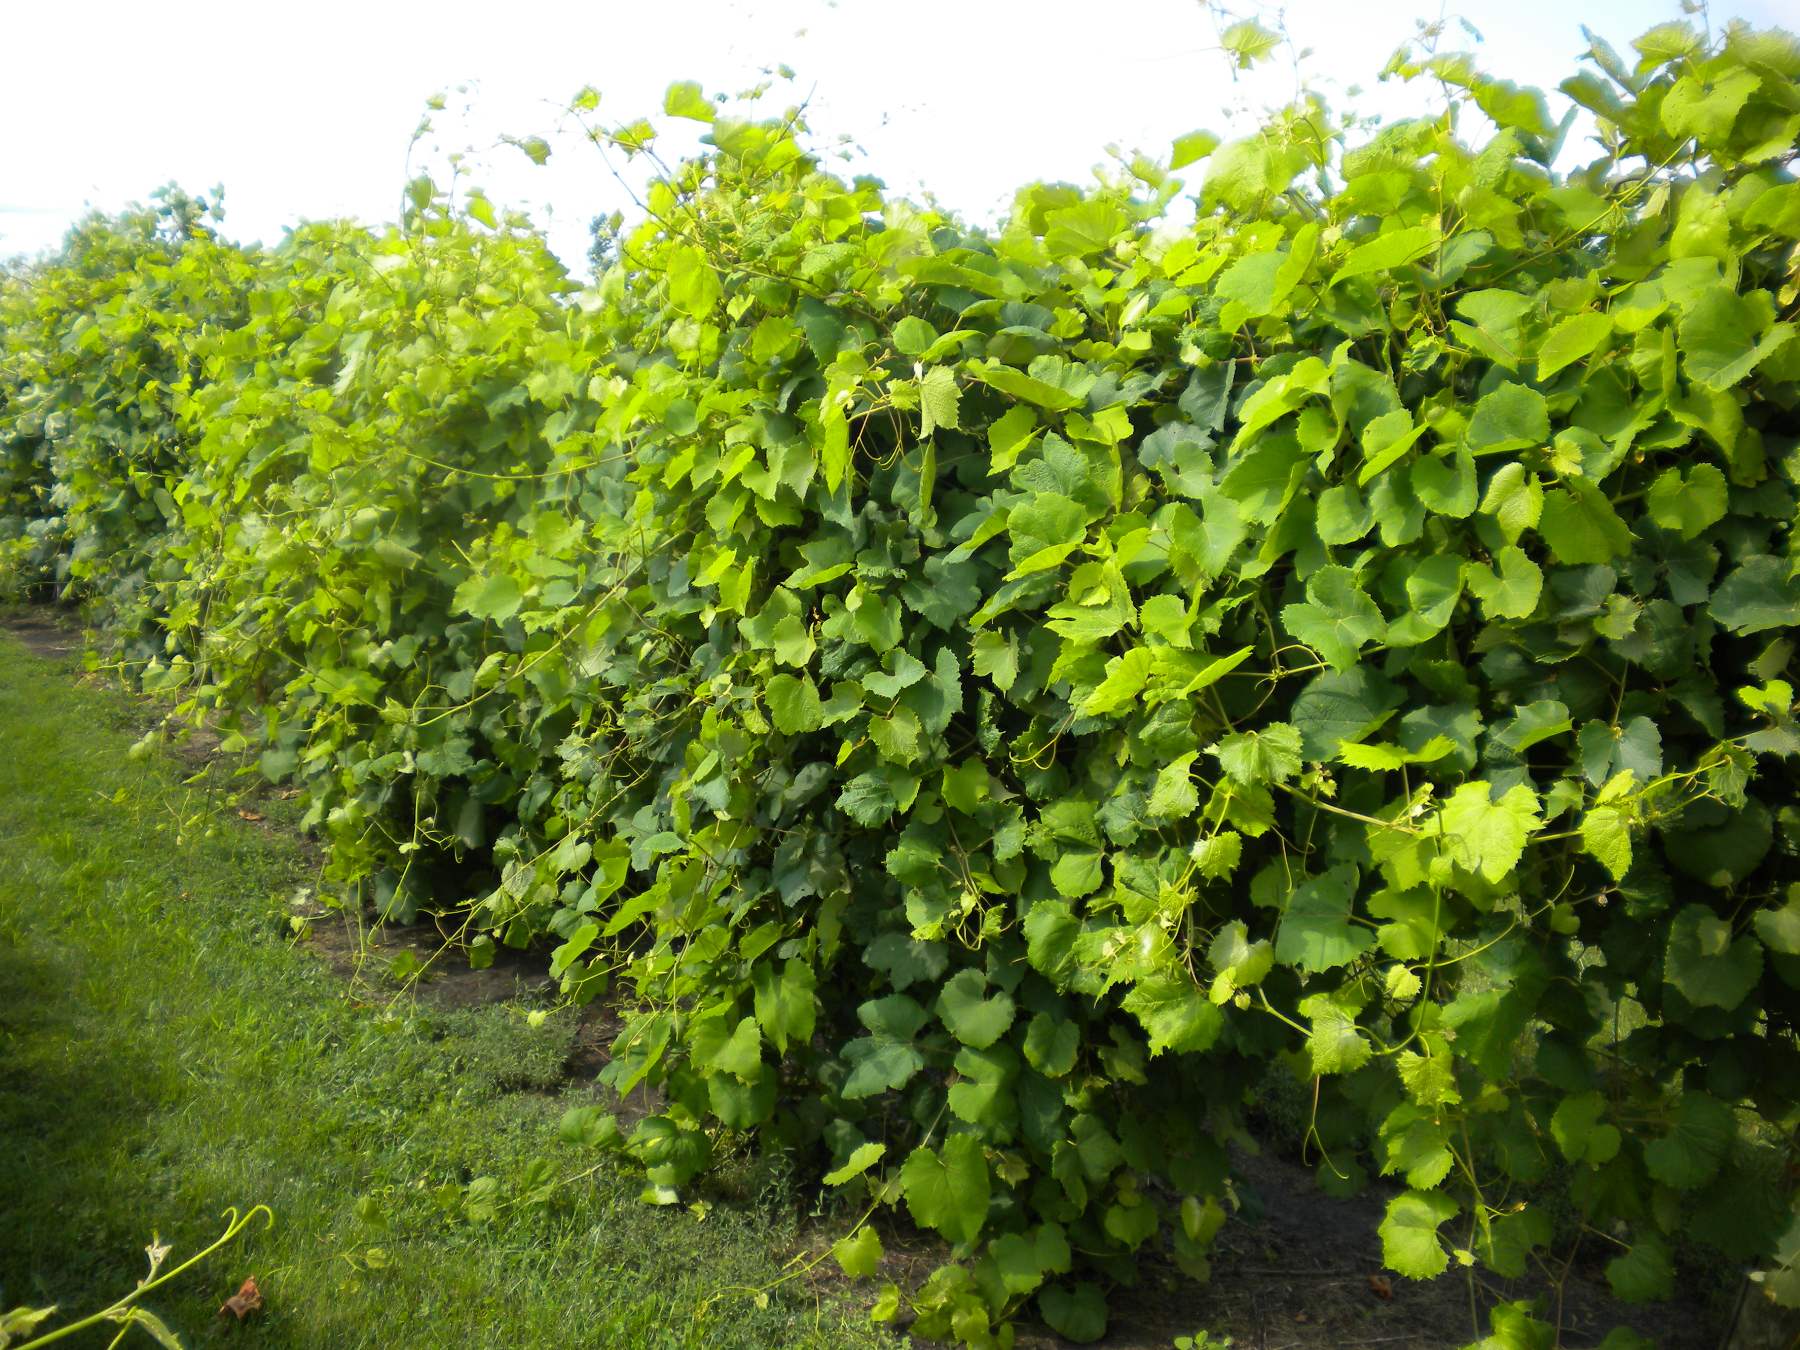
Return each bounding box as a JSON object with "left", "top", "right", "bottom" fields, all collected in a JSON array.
[{"left": 2, "top": 605, "right": 82, "bottom": 661}]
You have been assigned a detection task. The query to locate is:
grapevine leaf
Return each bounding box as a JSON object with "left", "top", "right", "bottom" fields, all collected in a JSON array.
[
  {"left": 832, "top": 1224, "right": 882, "bottom": 1278},
  {"left": 1664, "top": 905, "right": 1763, "bottom": 1011},
  {"left": 900, "top": 1134, "right": 990, "bottom": 1246},
  {"left": 1437, "top": 782, "right": 1541, "bottom": 883},
  {"left": 1380, "top": 1190, "right": 1459, "bottom": 1279},
  {"left": 936, "top": 969, "right": 1017, "bottom": 1049}
]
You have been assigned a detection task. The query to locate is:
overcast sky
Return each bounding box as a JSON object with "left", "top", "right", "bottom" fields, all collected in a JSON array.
[{"left": 1, "top": 0, "right": 1788, "bottom": 270}]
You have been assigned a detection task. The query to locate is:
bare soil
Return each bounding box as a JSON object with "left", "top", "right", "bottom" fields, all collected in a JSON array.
[{"left": 1, "top": 604, "right": 82, "bottom": 661}]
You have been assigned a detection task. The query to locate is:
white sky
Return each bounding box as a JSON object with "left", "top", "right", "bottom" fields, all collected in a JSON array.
[{"left": 1, "top": 0, "right": 1789, "bottom": 270}]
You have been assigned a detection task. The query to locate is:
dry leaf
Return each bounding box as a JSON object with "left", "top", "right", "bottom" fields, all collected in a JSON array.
[
  {"left": 1368, "top": 1273, "right": 1393, "bottom": 1300},
  {"left": 236, "top": 809, "right": 265, "bottom": 822},
  {"left": 218, "top": 1275, "right": 263, "bottom": 1322}
]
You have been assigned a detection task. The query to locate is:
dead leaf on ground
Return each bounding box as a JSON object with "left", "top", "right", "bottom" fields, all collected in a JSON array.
[
  {"left": 1368, "top": 1273, "right": 1393, "bottom": 1300},
  {"left": 218, "top": 1275, "right": 263, "bottom": 1322},
  {"left": 236, "top": 809, "right": 265, "bottom": 822}
]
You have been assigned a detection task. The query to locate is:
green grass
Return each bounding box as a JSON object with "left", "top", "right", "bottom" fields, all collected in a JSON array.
[{"left": 0, "top": 631, "right": 887, "bottom": 1349}]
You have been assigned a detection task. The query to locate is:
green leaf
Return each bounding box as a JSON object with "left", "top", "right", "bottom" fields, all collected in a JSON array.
[
  {"left": 1046, "top": 562, "right": 1136, "bottom": 644},
  {"left": 1465, "top": 545, "right": 1543, "bottom": 619},
  {"left": 1468, "top": 1301, "right": 1556, "bottom": 1350},
  {"left": 1122, "top": 973, "right": 1222, "bottom": 1056},
  {"left": 1437, "top": 781, "right": 1541, "bottom": 884},
  {"left": 1551, "top": 1091, "right": 1622, "bottom": 1165},
  {"left": 1316, "top": 483, "right": 1373, "bottom": 544},
  {"left": 832, "top": 1224, "right": 882, "bottom": 1278},
  {"left": 1148, "top": 751, "right": 1199, "bottom": 820},
  {"left": 837, "top": 769, "right": 908, "bottom": 827},
  {"left": 1170, "top": 129, "right": 1220, "bottom": 170},
  {"left": 869, "top": 706, "right": 923, "bottom": 764},
  {"left": 901, "top": 1134, "right": 990, "bottom": 1246},
  {"left": 1633, "top": 20, "right": 1703, "bottom": 67},
  {"left": 1412, "top": 450, "right": 1476, "bottom": 518},
  {"left": 1024, "top": 900, "right": 1079, "bottom": 987},
  {"left": 1291, "top": 666, "right": 1402, "bottom": 760},
  {"left": 940, "top": 759, "right": 991, "bottom": 815},
  {"left": 766, "top": 673, "right": 823, "bottom": 735},
  {"left": 1580, "top": 785, "right": 1634, "bottom": 883},
  {"left": 1280, "top": 565, "right": 1386, "bottom": 671},
  {"left": 918, "top": 366, "right": 960, "bottom": 438},
  {"left": 842, "top": 994, "right": 929, "bottom": 1099},
  {"left": 1578, "top": 719, "right": 1661, "bottom": 786},
  {"left": 1219, "top": 18, "right": 1282, "bottom": 68},
  {"left": 1646, "top": 463, "right": 1728, "bottom": 539},
  {"left": 1190, "top": 831, "right": 1243, "bottom": 881},
  {"left": 863, "top": 652, "right": 927, "bottom": 700},
  {"left": 1753, "top": 894, "right": 1800, "bottom": 955},
  {"left": 663, "top": 81, "right": 715, "bottom": 122},
  {"left": 752, "top": 959, "right": 816, "bottom": 1054},
  {"left": 1212, "top": 722, "right": 1303, "bottom": 787},
  {"left": 1661, "top": 68, "right": 1761, "bottom": 144},
  {"left": 972, "top": 359, "right": 1088, "bottom": 411},
  {"left": 1103, "top": 1198, "right": 1159, "bottom": 1248},
  {"left": 1606, "top": 1233, "right": 1673, "bottom": 1303},
  {"left": 1215, "top": 251, "right": 1286, "bottom": 321},
  {"left": 865, "top": 932, "right": 948, "bottom": 990},
  {"left": 1642, "top": 1091, "right": 1734, "bottom": 1189},
  {"left": 1331, "top": 225, "right": 1439, "bottom": 288},
  {"left": 1006, "top": 492, "right": 1088, "bottom": 577},
  {"left": 1535, "top": 311, "right": 1612, "bottom": 380},
  {"left": 936, "top": 969, "right": 1016, "bottom": 1049},
  {"left": 1082, "top": 647, "right": 1154, "bottom": 716},
  {"left": 559, "top": 1105, "right": 622, "bottom": 1149},
  {"left": 1380, "top": 1103, "right": 1454, "bottom": 1187},
  {"left": 1710, "top": 557, "right": 1800, "bottom": 634},
  {"left": 693, "top": 1015, "right": 761, "bottom": 1081},
  {"left": 1397, "top": 1042, "right": 1460, "bottom": 1107},
  {"left": 1174, "top": 644, "right": 1253, "bottom": 696},
  {"left": 1038, "top": 1282, "right": 1107, "bottom": 1343},
  {"left": 971, "top": 629, "right": 1019, "bottom": 692},
  {"left": 1679, "top": 286, "right": 1793, "bottom": 390},
  {"left": 1208, "top": 919, "right": 1274, "bottom": 997},
  {"left": 1538, "top": 479, "right": 1631, "bottom": 565},
  {"left": 1204, "top": 135, "right": 1306, "bottom": 211},
  {"left": 1380, "top": 1190, "right": 1459, "bottom": 1279},
  {"left": 1665, "top": 905, "right": 1763, "bottom": 1011},
  {"left": 109, "top": 1307, "right": 184, "bottom": 1350},
  {"left": 1301, "top": 993, "right": 1372, "bottom": 1074},
  {"left": 824, "top": 1141, "right": 887, "bottom": 1186},
  {"left": 1043, "top": 199, "right": 1128, "bottom": 260},
  {"left": 1465, "top": 383, "right": 1548, "bottom": 454},
  {"left": 993, "top": 1224, "right": 1072, "bottom": 1296},
  {"left": 1275, "top": 866, "right": 1372, "bottom": 972},
  {"left": 1480, "top": 463, "right": 1543, "bottom": 543},
  {"left": 948, "top": 1046, "right": 1013, "bottom": 1125},
  {"left": 453, "top": 572, "right": 522, "bottom": 622},
  {"left": 668, "top": 244, "right": 722, "bottom": 317},
  {"left": 1023, "top": 1013, "right": 1079, "bottom": 1077},
  {"left": 1358, "top": 408, "right": 1427, "bottom": 485},
  {"left": 1493, "top": 699, "right": 1571, "bottom": 755}
]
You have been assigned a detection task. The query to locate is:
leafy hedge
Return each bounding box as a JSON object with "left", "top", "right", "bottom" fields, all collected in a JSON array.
[{"left": 5, "top": 19, "right": 1800, "bottom": 1345}]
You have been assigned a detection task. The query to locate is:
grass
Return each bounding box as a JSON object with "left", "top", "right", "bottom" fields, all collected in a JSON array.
[{"left": 0, "top": 629, "right": 889, "bottom": 1349}]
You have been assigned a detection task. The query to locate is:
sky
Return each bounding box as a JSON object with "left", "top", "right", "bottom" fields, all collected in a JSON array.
[{"left": 1, "top": 0, "right": 1788, "bottom": 272}]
